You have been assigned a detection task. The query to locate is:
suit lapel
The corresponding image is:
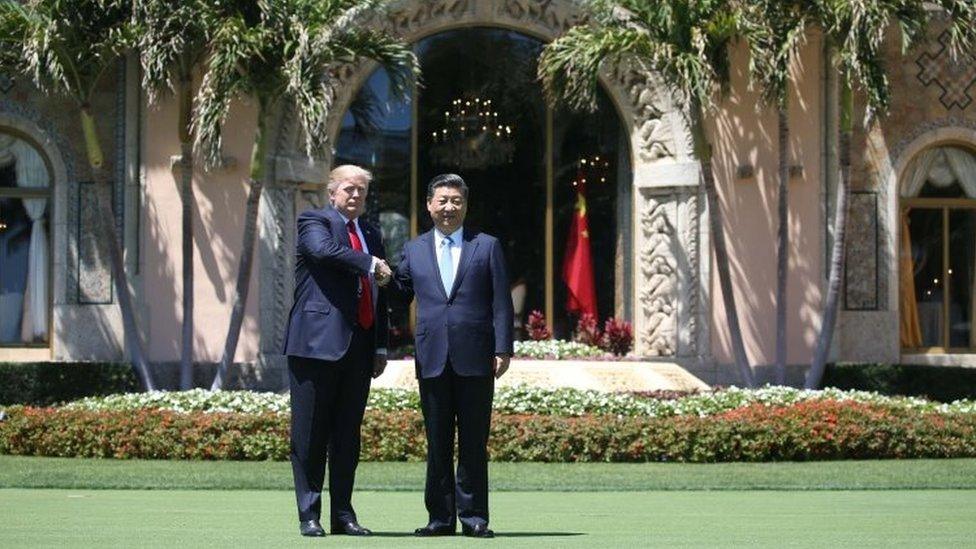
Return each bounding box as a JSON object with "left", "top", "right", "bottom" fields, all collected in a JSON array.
[
  {"left": 422, "top": 230, "right": 450, "bottom": 301},
  {"left": 325, "top": 206, "right": 353, "bottom": 248},
  {"left": 361, "top": 219, "right": 380, "bottom": 255},
  {"left": 448, "top": 229, "right": 479, "bottom": 299}
]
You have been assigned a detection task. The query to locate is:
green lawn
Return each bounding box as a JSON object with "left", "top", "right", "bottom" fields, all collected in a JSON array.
[
  {"left": 3, "top": 458, "right": 976, "bottom": 547},
  {"left": 2, "top": 489, "right": 975, "bottom": 548},
  {"left": 4, "top": 456, "right": 976, "bottom": 490}
]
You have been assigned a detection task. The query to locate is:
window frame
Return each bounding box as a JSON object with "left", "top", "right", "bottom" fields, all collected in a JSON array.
[{"left": 901, "top": 196, "right": 976, "bottom": 353}]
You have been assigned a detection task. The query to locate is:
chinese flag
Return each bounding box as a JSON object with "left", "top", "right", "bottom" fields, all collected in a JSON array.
[{"left": 562, "top": 186, "right": 598, "bottom": 317}]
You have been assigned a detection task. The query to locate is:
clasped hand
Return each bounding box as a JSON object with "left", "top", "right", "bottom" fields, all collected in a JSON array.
[{"left": 373, "top": 257, "right": 392, "bottom": 287}]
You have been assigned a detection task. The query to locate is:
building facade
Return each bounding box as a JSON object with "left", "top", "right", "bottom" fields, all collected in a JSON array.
[{"left": 0, "top": 0, "right": 974, "bottom": 388}]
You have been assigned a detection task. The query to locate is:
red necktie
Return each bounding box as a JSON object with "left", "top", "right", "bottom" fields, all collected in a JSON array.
[{"left": 346, "top": 220, "right": 374, "bottom": 329}]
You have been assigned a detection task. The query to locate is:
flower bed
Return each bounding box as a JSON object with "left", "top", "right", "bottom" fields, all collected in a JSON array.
[
  {"left": 58, "top": 386, "right": 976, "bottom": 417},
  {"left": 2, "top": 400, "right": 974, "bottom": 462}
]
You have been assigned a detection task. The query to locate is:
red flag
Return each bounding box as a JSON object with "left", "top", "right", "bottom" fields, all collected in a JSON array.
[{"left": 562, "top": 186, "right": 598, "bottom": 317}]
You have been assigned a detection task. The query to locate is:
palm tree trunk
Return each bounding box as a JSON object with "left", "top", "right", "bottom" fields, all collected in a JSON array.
[
  {"left": 691, "top": 105, "right": 755, "bottom": 388},
  {"left": 774, "top": 104, "right": 790, "bottom": 385},
  {"left": 81, "top": 106, "right": 156, "bottom": 390},
  {"left": 211, "top": 103, "right": 268, "bottom": 390},
  {"left": 178, "top": 77, "right": 194, "bottom": 390},
  {"left": 806, "top": 81, "right": 852, "bottom": 389}
]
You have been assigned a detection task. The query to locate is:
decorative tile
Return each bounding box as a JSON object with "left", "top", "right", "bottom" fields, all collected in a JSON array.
[
  {"left": 77, "top": 181, "right": 113, "bottom": 304},
  {"left": 916, "top": 30, "right": 976, "bottom": 110},
  {"left": 845, "top": 191, "right": 879, "bottom": 310}
]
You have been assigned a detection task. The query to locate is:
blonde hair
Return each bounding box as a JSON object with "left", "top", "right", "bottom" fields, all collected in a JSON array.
[{"left": 328, "top": 164, "right": 373, "bottom": 192}]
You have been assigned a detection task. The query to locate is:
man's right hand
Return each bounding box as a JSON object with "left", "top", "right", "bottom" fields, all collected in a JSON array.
[{"left": 374, "top": 258, "right": 393, "bottom": 287}]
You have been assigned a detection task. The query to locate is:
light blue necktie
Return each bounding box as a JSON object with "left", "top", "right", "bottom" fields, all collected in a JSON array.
[{"left": 439, "top": 235, "right": 454, "bottom": 295}]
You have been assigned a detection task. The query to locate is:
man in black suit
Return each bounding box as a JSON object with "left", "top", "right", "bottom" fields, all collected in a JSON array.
[
  {"left": 392, "top": 173, "right": 514, "bottom": 538},
  {"left": 282, "top": 164, "right": 393, "bottom": 537}
]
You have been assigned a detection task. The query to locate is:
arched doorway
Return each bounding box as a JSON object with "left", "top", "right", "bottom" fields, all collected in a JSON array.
[
  {"left": 900, "top": 144, "right": 976, "bottom": 352},
  {"left": 0, "top": 130, "right": 52, "bottom": 347},
  {"left": 333, "top": 27, "right": 631, "bottom": 349}
]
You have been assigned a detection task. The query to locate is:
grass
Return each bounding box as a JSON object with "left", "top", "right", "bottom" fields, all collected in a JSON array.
[
  {"left": 3, "top": 489, "right": 976, "bottom": 548},
  {"left": 3, "top": 456, "right": 976, "bottom": 491}
]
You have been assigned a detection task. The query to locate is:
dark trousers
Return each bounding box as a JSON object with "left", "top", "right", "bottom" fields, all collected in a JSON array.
[
  {"left": 418, "top": 362, "right": 494, "bottom": 529},
  {"left": 288, "top": 328, "right": 372, "bottom": 524}
]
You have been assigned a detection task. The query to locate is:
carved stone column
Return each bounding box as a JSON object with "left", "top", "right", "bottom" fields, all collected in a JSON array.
[
  {"left": 255, "top": 179, "right": 298, "bottom": 389},
  {"left": 632, "top": 163, "right": 708, "bottom": 360}
]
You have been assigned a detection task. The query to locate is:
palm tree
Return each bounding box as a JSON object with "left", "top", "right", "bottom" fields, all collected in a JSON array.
[
  {"left": 0, "top": 0, "right": 156, "bottom": 390},
  {"left": 204, "top": 0, "right": 418, "bottom": 389},
  {"left": 135, "top": 0, "right": 213, "bottom": 390},
  {"left": 539, "top": 0, "right": 758, "bottom": 387},
  {"left": 805, "top": 0, "right": 976, "bottom": 389},
  {"left": 746, "top": 0, "right": 810, "bottom": 385}
]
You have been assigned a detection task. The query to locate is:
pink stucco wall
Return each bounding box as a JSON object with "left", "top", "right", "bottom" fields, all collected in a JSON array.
[
  {"left": 141, "top": 95, "right": 260, "bottom": 363},
  {"left": 708, "top": 38, "right": 825, "bottom": 367}
]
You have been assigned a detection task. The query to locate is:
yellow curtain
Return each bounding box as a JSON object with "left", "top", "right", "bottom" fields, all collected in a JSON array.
[{"left": 899, "top": 210, "right": 923, "bottom": 348}]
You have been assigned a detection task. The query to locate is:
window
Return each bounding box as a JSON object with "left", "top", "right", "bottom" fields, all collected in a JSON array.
[
  {"left": 0, "top": 132, "right": 51, "bottom": 346},
  {"left": 900, "top": 145, "right": 976, "bottom": 352}
]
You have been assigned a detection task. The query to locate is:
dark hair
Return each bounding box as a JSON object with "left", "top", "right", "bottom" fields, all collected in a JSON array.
[{"left": 426, "top": 173, "right": 468, "bottom": 200}]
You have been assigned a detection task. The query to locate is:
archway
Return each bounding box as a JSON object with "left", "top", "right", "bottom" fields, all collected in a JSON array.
[
  {"left": 333, "top": 27, "right": 630, "bottom": 345},
  {"left": 899, "top": 143, "right": 976, "bottom": 352},
  {"left": 265, "top": 0, "right": 704, "bottom": 361}
]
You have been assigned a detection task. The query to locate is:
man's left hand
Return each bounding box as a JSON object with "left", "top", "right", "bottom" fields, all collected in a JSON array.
[
  {"left": 493, "top": 354, "right": 511, "bottom": 379},
  {"left": 373, "top": 354, "right": 387, "bottom": 378}
]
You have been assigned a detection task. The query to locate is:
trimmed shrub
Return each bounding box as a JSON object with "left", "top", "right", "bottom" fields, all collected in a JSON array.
[
  {"left": 0, "top": 362, "right": 139, "bottom": 406},
  {"left": 3, "top": 400, "right": 974, "bottom": 462},
  {"left": 824, "top": 363, "right": 976, "bottom": 403},
  {"left": 57, "top": 385, "right": 976, "bottom": 418}
]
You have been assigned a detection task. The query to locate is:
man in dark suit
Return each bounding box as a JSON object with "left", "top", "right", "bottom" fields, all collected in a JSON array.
[
  {"left": 282, "top": 164, "right": 393, "bottom": 537},
  {"left": 392, "top": 173, "right": 514, "bottom": 539}
]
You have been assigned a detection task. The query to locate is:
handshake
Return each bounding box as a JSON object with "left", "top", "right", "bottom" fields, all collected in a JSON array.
[{"left": 373, "top": 257, "right": 393, "bottom": 287}]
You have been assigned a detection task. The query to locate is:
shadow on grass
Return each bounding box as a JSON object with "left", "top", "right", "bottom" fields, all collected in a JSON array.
[{"left": 369, "top": 532, "right": 585, "bottom": 538}]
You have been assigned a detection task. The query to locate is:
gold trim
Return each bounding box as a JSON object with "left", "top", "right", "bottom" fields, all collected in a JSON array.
[
  {"left": 943, "top": 207, "right": 950, "bottom": 349},
  {"left": 545, "top": 107, "right": 554, "bottom": 328},
  {"left": 409, "top": 75, "right": 419, "bottom": 331},
  {"left": 903, "top": 197, "right": 976, "bottom": 208}
]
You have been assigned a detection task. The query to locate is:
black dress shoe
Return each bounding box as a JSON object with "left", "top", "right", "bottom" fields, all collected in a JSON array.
[
  {"left": 299, "top": 519, "right": 325, "bottom": 537},
  {"left": 331, "top": 520, "right": 372, "bottom": 536},
  {"left": 414, "top": 524, "right": 456, "bottom": 536},
  {"left": 462, "top": 524, "right": 494, "bottom": 538}
]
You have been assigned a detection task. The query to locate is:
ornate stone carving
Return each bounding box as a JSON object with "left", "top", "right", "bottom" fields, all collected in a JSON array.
[
  {"left": 496, "top": 0, "right": 587, "bottom": 34},
  {"left": 386, "top": 0, "right": 473, "bottom": 35},
  {"left": 611, "top": 64, "right": 676, "bottom": 162},
  {"left": 889, "top": 116, "right": 976, "bottom": 167},
  {"left": 676, "top": 189, "right": 699, "bottom": 354},
  {"left": 259, "top": 182, "right": 296, "bottom": 355},
  {"left": 637, "top": 191, "right": 677, "bottom": 356}
]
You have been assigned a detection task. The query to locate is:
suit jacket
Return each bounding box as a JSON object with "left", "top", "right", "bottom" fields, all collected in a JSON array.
[
  {"left": 282, "top": 206, "right": 389, "bottom": 361},
  {"left": 393, "top": 229, "right": 514, "bottom": 378}
]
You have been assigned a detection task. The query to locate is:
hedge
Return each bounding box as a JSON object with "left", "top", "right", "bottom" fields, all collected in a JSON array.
[
  {"left": 3, "top": 400, "right": 974, "bottom": 462},
  {"left": 0, "top": 362, "right": 139, "bottom": 406},
  {"left": 824, "top": 363, "right": 976, "bottom": 403},
  {"left": 60, "top": 386, "right": 976, "bottom": 417}
]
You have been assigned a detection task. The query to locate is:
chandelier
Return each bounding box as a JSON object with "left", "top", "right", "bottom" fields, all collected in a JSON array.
[
  {"left": 429, "top": 96, "right": 514, "bottom": 170},
  {"left": 571, "top": 154, "right": 611, "bottom": 188}
]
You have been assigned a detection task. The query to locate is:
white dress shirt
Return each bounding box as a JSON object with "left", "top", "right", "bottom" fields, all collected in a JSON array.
[{"left": 433, "top": 226, "right": 464, "bottom": 277}]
